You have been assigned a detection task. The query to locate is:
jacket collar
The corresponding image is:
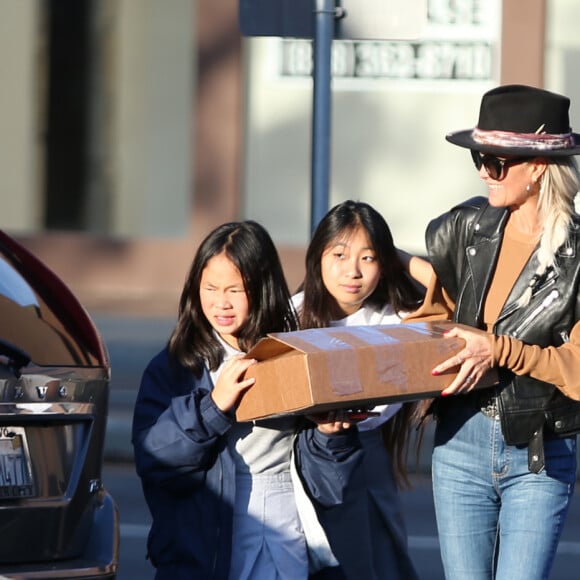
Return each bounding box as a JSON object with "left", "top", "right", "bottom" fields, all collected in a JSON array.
[
  {"left": 468, "top": 201, "right": 580, "bottom": 323},
  {"left": 464, "top": 202, "right": 509, "bottom": 325}
]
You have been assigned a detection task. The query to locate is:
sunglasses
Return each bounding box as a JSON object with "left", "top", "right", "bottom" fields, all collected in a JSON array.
[{"left": 470, "top": 151, "right": 530, "bottom": 181}]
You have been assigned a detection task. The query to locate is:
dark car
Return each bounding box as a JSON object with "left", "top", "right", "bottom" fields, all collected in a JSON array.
[{"left": 0, "top": 230, "right": 118, "bottom": 578}]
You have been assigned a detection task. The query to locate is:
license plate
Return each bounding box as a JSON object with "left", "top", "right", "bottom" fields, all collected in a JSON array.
[{"left": 0, "top": 427, "right": 34, "bottom": 498}]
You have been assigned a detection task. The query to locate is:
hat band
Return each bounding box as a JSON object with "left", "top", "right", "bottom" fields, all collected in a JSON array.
[{"left": 472, "top": 128, "right": 575, "bottom": 151}]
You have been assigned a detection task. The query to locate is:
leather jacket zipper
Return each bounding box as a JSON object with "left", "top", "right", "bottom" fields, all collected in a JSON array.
[
  {"left": 494, "top": 274, "right": 556, "bottom": 328},
  {"left": 511, "top": 288, "right": 560, "bottom": 338}
]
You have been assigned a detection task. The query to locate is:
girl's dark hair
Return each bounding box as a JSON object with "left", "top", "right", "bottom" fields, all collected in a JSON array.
[
  {"left": 299, "top": 200, "right": 425, "bottom": 489},
  {"left": 168, "top": 220, "right": 297, "bottom": 376},
  {"left": 300, "top": 200, "right": 423, "bottom": 329}
]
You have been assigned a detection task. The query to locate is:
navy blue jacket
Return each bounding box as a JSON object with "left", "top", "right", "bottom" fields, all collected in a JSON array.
[{"left": 132, "top": 348, "right": 362, "bottom": 580}]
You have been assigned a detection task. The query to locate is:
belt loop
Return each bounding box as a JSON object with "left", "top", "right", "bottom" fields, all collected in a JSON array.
[{"left": 528, "top": 425, "right": 545, "bottom": 473}]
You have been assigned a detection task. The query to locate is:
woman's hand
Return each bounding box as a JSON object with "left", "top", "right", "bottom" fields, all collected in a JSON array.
[
  {"left": 307, "top": 409, "right": 356, "bottom": 434},
  {"left": 210, "top": 356, "right": 256, "bottom": 412},
  {"left": 431, "top": 326, "right": 494, "bottom": 396}
]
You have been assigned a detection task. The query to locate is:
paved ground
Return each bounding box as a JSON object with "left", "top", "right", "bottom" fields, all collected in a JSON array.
[
  {"left": 95, "top": 313, "right": 175, "bottom": 462},
  {"left": 96, "top": 313, "right": 580, "bottom": 579}
]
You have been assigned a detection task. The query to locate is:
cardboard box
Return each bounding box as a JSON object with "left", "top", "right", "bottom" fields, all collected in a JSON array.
[{"left": 235, "top": 321, "right": 466, "bottom": 421}]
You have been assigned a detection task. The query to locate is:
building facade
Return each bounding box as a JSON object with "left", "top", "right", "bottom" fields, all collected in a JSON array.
[{"left": 1, "top": 0, "right": 578, "bottom": 315}]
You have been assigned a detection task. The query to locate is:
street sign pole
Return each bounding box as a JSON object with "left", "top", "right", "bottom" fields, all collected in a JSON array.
[
  {"left": 310, "top": 0, "right": 336, "bottom": 235},
  {"left": 239, "top": 0, "right": 426, "bottom": 237}
]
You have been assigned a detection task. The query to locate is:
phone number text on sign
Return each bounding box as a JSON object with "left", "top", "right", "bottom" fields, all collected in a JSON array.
[{"left": 281, "top": 39, "right": 493, "bottom": 81}]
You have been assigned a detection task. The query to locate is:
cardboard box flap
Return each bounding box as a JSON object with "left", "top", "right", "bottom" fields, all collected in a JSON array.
[
  {"left": 244, "top": 337, "right": 295, "bottom": 361},
  {"left": 246, "top": 327, "right": 381, "bottom": 360},
  {"left": 248, "top": 321, "right": 458, "bottom": 357}
]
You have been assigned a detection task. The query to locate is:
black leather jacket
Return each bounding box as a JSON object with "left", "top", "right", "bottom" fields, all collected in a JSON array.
[{"left": 427, "top": 196, "right": 580, "bottom": 470}]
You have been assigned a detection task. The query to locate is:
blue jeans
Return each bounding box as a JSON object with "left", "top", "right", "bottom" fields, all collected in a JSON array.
[{"left": 432, "top": 397, "right": 576, "bottom": 580}]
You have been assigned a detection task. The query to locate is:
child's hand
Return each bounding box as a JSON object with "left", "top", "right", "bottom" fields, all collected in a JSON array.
[
  {"left": 210, "top": 356, "right": 256, "bottom": 412},
  {"left": 307, "top": 410, "right": 355, "bottom": 434}
]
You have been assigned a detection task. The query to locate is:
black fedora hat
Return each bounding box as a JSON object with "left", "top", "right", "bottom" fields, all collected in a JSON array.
[{"left": 446, "top": 84, "right": 580, "bottom": 157}]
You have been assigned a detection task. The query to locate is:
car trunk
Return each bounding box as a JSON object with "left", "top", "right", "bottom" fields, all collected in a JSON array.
[{"left": 0, "top": 230, "right": 116, "bottom": 572}]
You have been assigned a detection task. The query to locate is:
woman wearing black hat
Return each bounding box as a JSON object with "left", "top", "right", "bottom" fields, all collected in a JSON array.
[{"left": 407, "top": 84, "right": 580, "bottom": 579}]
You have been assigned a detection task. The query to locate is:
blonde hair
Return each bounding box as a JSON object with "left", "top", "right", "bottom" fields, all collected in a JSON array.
[{"left": 516, "top": 156, "right": 580, "bottom": 306}]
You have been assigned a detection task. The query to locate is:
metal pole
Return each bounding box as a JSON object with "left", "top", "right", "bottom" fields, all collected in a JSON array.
[{"left": 310, "top": 0, "right": 335, "bottom": 235}]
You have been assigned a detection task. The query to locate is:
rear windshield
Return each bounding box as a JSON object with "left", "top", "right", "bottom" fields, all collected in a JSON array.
[{"left": 0, "top": 255, "right": 100, "bottom": 367}]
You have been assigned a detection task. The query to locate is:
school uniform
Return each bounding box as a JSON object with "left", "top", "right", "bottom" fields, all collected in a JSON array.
[
  {"left": 132, "top": 343, "right": 362, "bottom": 580},
  {"left": 293, "top": 294, "right": 419, "bottom": 580}
]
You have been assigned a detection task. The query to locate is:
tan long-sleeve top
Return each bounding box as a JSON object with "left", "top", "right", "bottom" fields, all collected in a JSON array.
[{"left": 405, "top": 221, "right": 580, "bottom": 401}]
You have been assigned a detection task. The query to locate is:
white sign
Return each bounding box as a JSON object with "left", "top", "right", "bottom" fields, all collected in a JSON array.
[
  {"left": 338, "top": 0, "right": 428, "bottom": 40},
  {"left": 280, "top": 0, "right": 498, "bottom": 81}
]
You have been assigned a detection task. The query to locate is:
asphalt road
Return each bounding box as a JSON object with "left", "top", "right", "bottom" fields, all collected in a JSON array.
[
  {"left": 105, "top": 462, "right": 580, "bottom": 580},
  {"left": 95, "top": 314, "right": 580, "bottom": 579}
]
